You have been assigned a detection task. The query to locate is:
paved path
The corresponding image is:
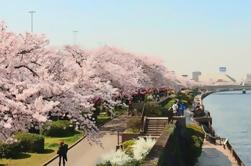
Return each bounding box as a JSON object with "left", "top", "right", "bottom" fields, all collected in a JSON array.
[
  {"left": 196, "top": 140, "right": 238, "bottom": 166},
  {"left": 48, "top": 114, "right": 129, "bottom": 166}
]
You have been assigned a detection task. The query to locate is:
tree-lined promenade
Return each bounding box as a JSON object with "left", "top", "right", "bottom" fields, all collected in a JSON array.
[
  {"left": 1, "top": 21, "right": 235, "bottom": 166},
  {"left": 0, "top": 22, "right": 197, "bottom": 165}
]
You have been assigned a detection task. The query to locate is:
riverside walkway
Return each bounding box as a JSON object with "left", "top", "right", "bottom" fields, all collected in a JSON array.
[
  {"left": 194, "top": 93, "right": 241, "bottom": 166},
  {"left": 47, "top": 114, "right": 129, "bottom": 166},
  {"left": 196, "top": 140, "right": 238, "bottom": 166}
]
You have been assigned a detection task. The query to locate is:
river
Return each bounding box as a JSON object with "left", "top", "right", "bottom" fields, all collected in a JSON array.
[{"left": 203, "top": 90, "right": 251, "bottom": 165}]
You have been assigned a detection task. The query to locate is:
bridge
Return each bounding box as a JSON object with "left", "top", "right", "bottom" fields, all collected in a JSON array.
[{"left": 200, "top": 85, "right": 251, "bottom": 92}]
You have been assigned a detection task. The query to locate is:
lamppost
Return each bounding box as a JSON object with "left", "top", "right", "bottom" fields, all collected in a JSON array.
[
  {"left": 28, "top": 11, "right": 36, "bottom": 32},
  {"left": 116, "top": 131, "right": 122, "bottom": 151},
  {"left": 72, "top": 30, "right": 78, "bottom": 45}
]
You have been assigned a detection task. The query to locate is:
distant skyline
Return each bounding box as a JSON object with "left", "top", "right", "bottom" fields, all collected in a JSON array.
[{"left": 1, "top": 0, "right": 251, "bottom": 81}]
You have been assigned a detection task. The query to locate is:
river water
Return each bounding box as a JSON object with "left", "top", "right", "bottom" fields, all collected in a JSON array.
[{"left": 203, "top": 90, "right": 251, "bottom": 165}]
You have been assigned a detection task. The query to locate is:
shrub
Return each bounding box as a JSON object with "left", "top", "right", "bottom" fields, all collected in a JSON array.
[
  {"left": 158, "top": 124, "right": 204, "bottom": 166},
  {"left": 184, "top": 124, "right": 204, "bottom": 165},
  {"left": 144, "top": 102, "right": 162, "bottom": 117},
  {"left": 97, "top": 150, "right": 133, "bottom": 166},
  {"left": 96, "top": 161, "right": 112, "bottom": 166},
  {"left": 177, "top": 92, "right": 194, "bottom": 108},
  {"left": 126, "top": 117, "right": 141, "bottom": 133},
  {"left": 15, "top": 132, "right": 44, "bottom": 153},
  {"left": 41, "top": 120, "right": 75, "bottom": 137},
  {"left": 0, "top": 141, "right": 20, "bottom": 158},
  {"left": 132, "top": 137, "right": 156, "bottom": 160},
  {"left": 124, "top": 159, "right": 140, "bottom": 166},
  {"left": 97, "top": 160, "right": 140, "bottom": 166},
  {"left": 98, "top": 137, "right": 155, "bottom": 165},
  {"left": 123, "top": 140, "right": 136, "bottom": 156},
  {"left": 163, "top": 98, "right": 177, "bottom": 110}
]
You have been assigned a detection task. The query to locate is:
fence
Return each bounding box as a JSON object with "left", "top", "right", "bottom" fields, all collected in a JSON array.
[{"left": 224, "top": 140, "right": 245, "bottom": 166}]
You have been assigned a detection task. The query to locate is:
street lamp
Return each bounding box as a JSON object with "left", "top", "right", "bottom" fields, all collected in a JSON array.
[
  {"left": 28, "top": 11, "right": 36, "bottom": 32},
  {"left": 72, "top": 30, "right": 78, "bottom": 45}
]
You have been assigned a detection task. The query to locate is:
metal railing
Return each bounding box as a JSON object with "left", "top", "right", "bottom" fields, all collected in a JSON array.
[{"left": 224, "top": 140, "right": 246, "bottom": 166}]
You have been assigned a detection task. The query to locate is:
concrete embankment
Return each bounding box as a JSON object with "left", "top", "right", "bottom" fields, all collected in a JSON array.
[{"left": 195, "top": 92, "right": 245, "bottom": 166}]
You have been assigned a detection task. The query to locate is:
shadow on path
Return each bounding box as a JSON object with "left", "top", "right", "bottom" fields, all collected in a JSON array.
[{"left": 196, "top": 148, "right": 232, "bottom": 166}]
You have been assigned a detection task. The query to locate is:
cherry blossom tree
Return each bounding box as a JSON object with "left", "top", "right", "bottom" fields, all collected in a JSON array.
[
  {"left": 0, "top": 21, "right": 58, "bottom": 140},
  {"left": 0, "top": 21, "right": 195, "bottom": 142},
  {"left": 0, "top": 22, "right": 99, "bottom": 141}
]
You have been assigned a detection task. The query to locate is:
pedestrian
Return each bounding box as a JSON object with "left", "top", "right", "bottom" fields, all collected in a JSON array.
[
  {"left": 172, "top": 99, "right": 179, "bottom": 116},
  {"left": 57, "top": 141, "right": 68, "bottom": 166},
  {"left": 178, "top": 102, "right": 186, "bottom": 116},
  {"left": 168, "top": 99, "right": 179, "bottom": 123}
]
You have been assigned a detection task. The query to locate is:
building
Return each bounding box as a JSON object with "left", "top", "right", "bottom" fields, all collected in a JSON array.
[
  {"left": 219, "top": 66, "right": 227, "bottom": 73},
  {"left": 244, "top": 74, "right": 251, "bottom": 85},
  {"left": 192, "top": 71, "right": 202, "bottom": 82},
  {"left": 199, "top": 73, "right": 236, "bottom": 85}
]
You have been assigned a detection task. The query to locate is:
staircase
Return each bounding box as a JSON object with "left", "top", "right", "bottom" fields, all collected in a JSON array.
[{"left": 144, "top": 117, "right": 169, "bottom": 138}]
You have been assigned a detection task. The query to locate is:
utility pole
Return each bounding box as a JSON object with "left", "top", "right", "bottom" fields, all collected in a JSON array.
[
  {"left": 72, "top": 30, "right": 78, "bottom": 45},
  {"left": 28, "top": 11, "right": 36, "bottom": 32}
]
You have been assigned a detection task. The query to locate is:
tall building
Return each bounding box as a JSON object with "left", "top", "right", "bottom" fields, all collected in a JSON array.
[
  {"left": 192, "top": 71, "right": 201, "bottom": 82},
  {"left": 244, "top": 74, "right": 251, "bottom": 85}
]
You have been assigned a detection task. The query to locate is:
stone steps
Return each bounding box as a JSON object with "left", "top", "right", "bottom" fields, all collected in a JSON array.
[{"left": 144, "top": 118, "right": 168, "bottom": 138}]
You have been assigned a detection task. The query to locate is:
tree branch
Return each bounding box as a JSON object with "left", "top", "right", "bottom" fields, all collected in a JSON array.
[{"left": 14, "top": 65, "right": 39, "bottom": 77}]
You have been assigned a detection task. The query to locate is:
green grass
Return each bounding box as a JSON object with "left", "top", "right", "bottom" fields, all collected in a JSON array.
[
  {"left": 44, "top": 132, "right": 83, "bottom": 150},
  {"left": 0, "top": 110, "right": 125, "bottom": 166},
  {"left": 0, "top": 133, "right": 83, "bottom": 166},
  {"left": 97, "top": 112, "right": 111, "bottom": 126},
  {"left": 96, "top": 110, "right": 125, "bottom": 126},
  {"left": 123, "top": 128, "right": 140, "bottom": 134}
]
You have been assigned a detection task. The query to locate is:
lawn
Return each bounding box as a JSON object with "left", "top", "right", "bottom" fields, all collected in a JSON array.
[
  {"left": 96, "top": 110, "right": 125, "bottom": 126},
  {"left": 0, "top": 133, "right": 83, "bottom": 166},
  {"left": 97, "top": 112, "right": 111, "bottom": 126}
]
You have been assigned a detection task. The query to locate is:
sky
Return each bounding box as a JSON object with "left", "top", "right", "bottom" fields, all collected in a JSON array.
[{"left": 1, "top": 0, "right": 251, "bottom": 81}]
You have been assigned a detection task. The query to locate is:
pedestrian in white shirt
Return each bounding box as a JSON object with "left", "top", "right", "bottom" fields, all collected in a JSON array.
[{"left": 168, "top": 99, "right": 179, "bottom": 123}]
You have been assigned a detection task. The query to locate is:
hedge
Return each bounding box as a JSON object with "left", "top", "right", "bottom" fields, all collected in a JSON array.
[
  {"left": 184, "top": 124, "right": 204, "bottom": 165},
  {"left": 15, "top": 132, "right": 44, "bottom": 153},
  {"left": 41, "top": 120, "right": 75, "bottom": 137},
  {"left": 158, "top": 124, "right": 204, "bottom": 166},
  {"left": 0, "top": 141, "right": 20, "bottom": 158}
]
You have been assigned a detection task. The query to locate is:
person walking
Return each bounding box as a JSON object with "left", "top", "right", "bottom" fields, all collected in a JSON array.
[
  {"left": 57, "top": 141, "right": 68, "bottom": 166},
  {"left": 172, "top": 99, "right": 179, "bottom": 116},
  {"left": 168, "top": 99, "right": 179, "bottom": 123},
  {"left": 178, "top": 102, "right": 186, "bottom": 116}
]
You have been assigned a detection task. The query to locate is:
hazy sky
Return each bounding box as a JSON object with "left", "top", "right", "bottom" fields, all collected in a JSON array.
[{"left": 1, "top": 0, "right": 251, "bottom": 81}]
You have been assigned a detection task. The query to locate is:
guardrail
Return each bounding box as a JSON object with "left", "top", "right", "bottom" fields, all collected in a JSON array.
[
  {"left": 224, "top": 140, "right": 246, "bottom": 166},
  {"left": 198, "top": 93, "right": 246, "bottom": 166}
]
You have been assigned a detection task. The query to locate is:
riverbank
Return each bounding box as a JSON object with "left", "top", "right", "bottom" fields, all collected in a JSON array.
[
  {"left": 196, "top": 140, "right": 238, "bottom": 166},
  {"left": 195, "top": 92, "right": 245, "bottom": 166}
]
